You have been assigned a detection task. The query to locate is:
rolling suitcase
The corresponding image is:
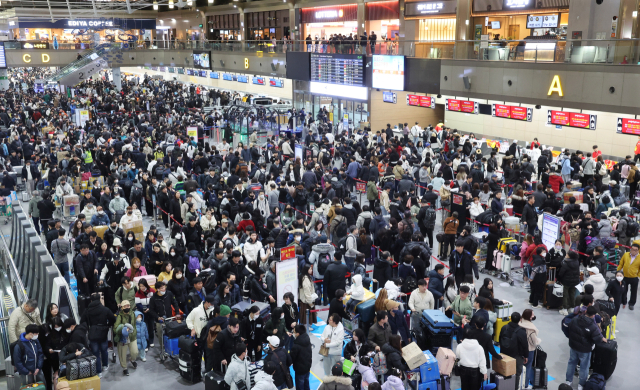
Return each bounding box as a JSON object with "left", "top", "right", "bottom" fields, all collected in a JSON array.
[
  {"left": 231, "top": 300, "right": 252, "bottom": 318},
  {"left": 440, "top": 374, "right": 450, "bottom": 390},
  {"left": 179, "top": 350, "right": 202, "bottom": 383},
  {"left": 417, "top": 380, "right": 439, "bottom": 390},
  {"left": 493, "top": 316, "right": 510, "bottom": 344},
  {"left": 543, "top": 267, "right": 562, "bottom": 309},
  {"left": 77, "top": 294, "right": 90, "bottom": 318},
  {"left": 22, "top": 191, "right": 29, "bottom": 202},
  {"left": 421, "top": 310, "right": 454, "bottom": 334},
  {"left": 494, "top": 303, "right": 513, "bottom": 318},
  {"left": 204, "top": 371, "right": 225, "bottom": 390},
  {"left": 497, "top": 237, "right": 517, "bottom": 253},
  {"left": 165, "top": 320, "right": 189, "bottom": 338},
  {"left": 179, "top": 335, "right": 198, "bottom": 354},
  {"left": 490, "top": 372, "right": 516, "bottom": 390},
  {"left": 591, "top": 340, "right": 617, "bottom": 379},
  {"left": 435, "top": 348, "right": 456, "bottom": 376},
  {"left": 356, "top": 298, "right": 376, "bottom": 323},
  {"left": 253, "top": 301, "right": 271, "bottom": 321},
  {"left": 532, "top": 367, "right": 548, "bottom": 389},
  {"left": 163, "top": 335, "right": 180, "bottom": 356},
  {"left": 67, "top": 356, "right": 98, "bottom": 380},
  {"left": 419, "top": 351, "right": 440, "bottom": 383}
]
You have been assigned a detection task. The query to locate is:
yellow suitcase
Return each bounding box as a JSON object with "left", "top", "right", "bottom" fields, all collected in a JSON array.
[
  {"left": 493, "top": 316, "right": 511, "bottom": 343},
  {"left": 606, "top": 315, "right": 616, "bottom": 340}
]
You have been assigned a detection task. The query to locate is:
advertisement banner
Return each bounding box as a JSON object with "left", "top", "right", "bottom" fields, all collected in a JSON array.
[
  {"left": 407, "top": 94, "right": 435, "bottom": 108},
  {"left": 280, "top": 246, "right": 296, "bottom": 261},
  {"left": 356, "top": 182, "right": 366, "bottom": 193},
  {"left": 492, "top": 104, "right": 532, "bottom": 122},
  {"left": 617, "top": 118, "right": 640, "bottom": 135},
  {"left": 446, "top": 99, "right": 478, "bottom": 114},
  {"left": 276, "top": 259, "right": 299, "bottom": 306},
  {"left": 187, "top": 126, "right": 198, "bottom": 138},
  {"left": 547, "top": 110, "right": 596, "bottom": 130}
]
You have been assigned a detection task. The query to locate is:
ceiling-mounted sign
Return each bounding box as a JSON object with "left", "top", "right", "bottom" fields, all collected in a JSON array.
[
  {"left": 504, "top": 0, "right": 531, "bottom": 9},
  {"left": 492, "top": 104, "right": 532, "bottom": 122},
  {"left": 617, "top": 118, "right": 640, "bottom": 135},
  {"left": 547, "top": 110, "right": 596, "bottom": 130},
  {"left": 405, "top": 1, "right": 457, "bottom": 16},
  {"left": 407, "top": 94, "right": 435, "bottom": 108},
  {"left": 446, "top": 99, "right": 478, "bottom": 114}
]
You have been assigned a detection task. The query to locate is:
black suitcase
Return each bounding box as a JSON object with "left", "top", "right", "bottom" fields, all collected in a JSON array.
[
  {"left": 591, "top": 340, "right": 617, "bottom": 379},
  {"left": 350, "top": 370, "right": 362, "bottom": 390},
  {"left": 179, "top": 335, "right": 199, "bottom": 355},
  {"left": 533, "top": 367, "right": 548, "bottom": 389},
  {"left": 204, "top": 371, "right": 225, "bottom": 390},
  {"left": 411, "top": 327, "right": 429, "bottom": 351},
  {"left": 544, "top": 282, "right": 563, "bottom": 309},
  {"left": 179, "top": 350, "right": 202, "bottom": 370},
  {"left": 165, "top": 321, "right": 190, "bottom": 338},
  {"left": 77, "top": 294, "right": 90, "bottom": 318}
]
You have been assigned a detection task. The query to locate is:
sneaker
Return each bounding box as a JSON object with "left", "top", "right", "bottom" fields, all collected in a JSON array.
[
  {"left": 103, "top": 365, "right": 109, "bottom": 371},
  {"left": 131, "top": 361, "right": 138, "bottom": 369},
  {"left": 565, "top": 381, "right": 572, "bottom": 387},
  {"left": 142, "top": 357, "right": 147, "bottom": 362},
  {"left": 531, "top": 305, "right": 542, "bottom": 309},
  {"left": 124, "top": 369, "right": 129, "bottom": 376},
  {"left": 145, "top": 348, "right": 148, "bottom": 352},
  {"left": 630, "top": 305, "right": 635, "bottom": 310},
  {"left": 98, "top": 373, "right": 103, "bottom": 379},
  {"left": 149, "top": 343, "right": 154, "bottom": 347}
]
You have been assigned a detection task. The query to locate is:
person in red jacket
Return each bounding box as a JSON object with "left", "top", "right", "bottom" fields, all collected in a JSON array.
[
  {"left": 592, "top": 145, "right": 602, "bottom": 160},
  {"left": 530, "top": 138, "right": 541, "bottom": 150},
  {"left": 548, "top": 168, "right": 565, "bottom": 193},
  {"left": 635, "top": 138, "right": 640, "bottom": 162}
]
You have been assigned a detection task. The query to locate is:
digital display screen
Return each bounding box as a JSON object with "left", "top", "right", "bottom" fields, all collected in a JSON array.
[
  {"left": 491, "top": 21, "right": 501, "bottom": 29},
  {"left": 617, "top": 118, "right": 640, "bottom": 135},
  {"left": 372, "top": 55, "right": 405, "bottom": 90},
  {"left": 383, "top": 92, "right": 396, "bottom": 103},
  {"left": 406, "top": 94, "right": 435, "bottom": 108},
  {"left": 192, "top": 51, "right": 211, "bottom": 69},
  {"left": 527, "top": 14, "right": 558, "bottom": 29},
  {"left": 199, "top": 70, "right": 207, "bottom": 77},
  {"left": 210, "top": 72, "right": 219, "bottom": 79},
  {"left": 186, "top": 69, "right": 194, "bottom": 75},
  {"left": 237, "top": 75, "right": 248, "bottom": 83},
  {"left": 492, "top": 104, "right": 532, "bottom": 122},
  {"left": 310, "top": 53, "right": 364, "bottom": 86},
  {"left": 177, "top": 68, "right": 185, "bottom": 74},
  {"left": 309, "top": 81, "right": 368, "bottom": 100},
  {"left": 547, "top": 110, "right": 596, "bottom": 130},
  {"left": 222, "top": 73, "right": 233, "bottom": 81},
  {"left": 252, "top": 77, "right": 265, "bottom": 85},
  {"left": 446, "top": 99, "right": 477, "bottom": 114},
  {"left": 269, "top": 79, "right": 284, "bottom": 88}
]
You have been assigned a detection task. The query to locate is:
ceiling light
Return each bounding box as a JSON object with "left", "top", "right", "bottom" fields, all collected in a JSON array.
[
  {"left": 187, "top": 0, "right": 192, "bottom": 5},
  {"left": 184, "top": 20, "right": 189, "bottom": 22},
  {"left": 169, "top": 0, "right": 174, "bottom": 8},
  {"left": 634, "top": 11, "right": 638, "bottom": 17},
  {"left": 171, "top": 18, "right": 176, "bottom": 22},
  {"left": 153, "top": 1, "right": 158, "bottom": 10}
]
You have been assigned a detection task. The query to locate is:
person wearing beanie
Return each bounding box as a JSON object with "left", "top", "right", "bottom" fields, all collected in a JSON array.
[
  {"left": 317, "top": 362, "right": 353, "bottom": 390},
  {"left": 113, "top": 299, "right": 138, "bottom": 375},
  {"left": 186, "top": 295, "right": 216, "bottom": 339}
]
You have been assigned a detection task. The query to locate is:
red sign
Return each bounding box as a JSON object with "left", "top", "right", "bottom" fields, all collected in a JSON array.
[
  {"left": 548, "top": 110, "right": 596, "bottom": 129},
  {"left": 419, "top": 96, "right": 433, "bottom": 108},
  {"left": 492, "top": 104, "right": 531, "bottom": 121},
  {"left": 446, "top": 99, "right": 477, "bottom": 114},
  {"left": 280, "top": 246, "right": 296, "bottom": 261},
  {"left": 619, "top": 118, "right": 640, "bottom": 135},
  {"left": 407, "top": 94, "right": 420, "bottom": 106},
  {"left": 356, "top": 182, "right": 366, "bottom": 193}
]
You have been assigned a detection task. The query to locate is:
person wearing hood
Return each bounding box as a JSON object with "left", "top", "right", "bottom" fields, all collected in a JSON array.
[
  {"left": 373, "top": 252, "right": 394, "bottom": 289},
  {"left": 186, "top": 295, "right": 216, "bottom": 339},
  {"left": 254, "top": 362, "right": 279, "bottom": 390},
  {"left": 529, "top": 247, "right": 548, "bottom": 308},
  {"left": 134, "top": 310, "right": 149, "bottom": 362},
  {"left": 456, "top": 332, "right": 487, "bottom": 389},
  {"left": 224, "top": 343, "right": 252, "bottom": 390},
  {"left": 13, "top": 324, "right": 44, "bottom": 385},
  {"left": 345, "top": 274, "right": 365, "bottom": 314},
  {"left": 28, "top": 190, "right": 43, "bottom": 235},
  {"left": 81, "top": 293, "right": 115, "bottom": 376},
  {"left": 324, "top": 253, "right": 349, "bottom": 303},
  {"left": 264, "top": 334, "right": 293, "bottom": 389},
  {"left": 381, "top": 368, "right": 404, "bottom": 390},
  {"left": 584, "top": 266, "right": 608, "bottom": 300},
  {"left": 381, "top": 334, "right": 408, "bottom": 372},
  {"left": 565, "top": 306, "right": 607, "bottom": 389}
]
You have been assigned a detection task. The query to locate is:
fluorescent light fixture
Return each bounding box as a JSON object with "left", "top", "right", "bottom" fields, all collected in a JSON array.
[
  {"left": 310, "top": 82, "right": 368, "bottom": 100},
  {"left": 187, "top": 0, "right": 192, "bottom": 5},
  {"left": 634, "top": 11, "right": 638, "bottom": 17},
  {"left": 156, "top": 26, "right": 171, "bottom": 30},
  {"left": 169, "top": 0, "right": 174, "bottom": 8},
  {"left": 465, "top": 19, "right": 469, "bottom": 25},
  {"left": 153, "top": 1, "right": 158, "bottom": 10},
  {"left": 171, "top": 18, "right": 176, "bottom": 22}
]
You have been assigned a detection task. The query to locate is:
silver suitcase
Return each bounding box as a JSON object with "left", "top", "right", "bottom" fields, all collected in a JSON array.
[{"left": 22, "top": 191, "right": 29, "bottom": 202}]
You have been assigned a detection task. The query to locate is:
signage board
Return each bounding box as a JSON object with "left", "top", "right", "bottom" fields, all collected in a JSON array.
[
  {"left": 280, "top": 246, "right": 296, "bottom": 261},
  {"left": 187, "top": 126, "right": 198, "bottom": 139},
  {"left": 405, "top": 1, "right": 457, "bottom": 16},
  {"left": 446, "top": 99, "right": 478, "bottom": 114},
  {"left": 547, "top": 110, "right": 596, "bottom": 130},
  {"left": 617, "top": 118, "right": 640, "bottom": 135},
  {"left": 309, "top": 81, "right": 368, "bottom": 100},
  {"left": 541, "top": 213, "right": 561, "bottom": 252},
  {"left": 372, "top": 55, "right": 405, "bottom": 90},
  {"left": 356, "top": 182, "right": 366, "bottom": 193},
  {"left": 383, "top": 92, "right": 397, "bottom": 103},
  {"left": 275, "top": 259, "right": 298, "bottom": 306},
  {"left": 210, "top": 72, "right": 219, "bottom": 79},
  {"left": 310, "top": 53, "right": 364, "bottom": 87},
  {"left": 407, "top": 94, "right": 435, "bottom": 108},
  {"left": 269, "top": 78, "right": 284, "bottom": 87},
  {"left": 252, "top": 77, "right": 265, "bottom": 85},
  {"left": 527, "top": 14, "right": 559, "bottom": 29},
  {"left": 21, "top": 42, "right": 49, "bottom": 50},
  {"left": 492, "top": 104, "right": 533, "bottom": 122}
]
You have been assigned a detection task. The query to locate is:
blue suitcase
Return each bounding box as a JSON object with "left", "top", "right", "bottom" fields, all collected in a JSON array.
[
  {"left": 356, "top": 298, "right": 376, "bottom": 323},
  {"left": 418, "top": 380, "right": 440, "bottom": 390},
  {"left": 422, "top": 310, "right": 454, "bottom": 334},
  {"left": 420, "top": 351, "right": 440, "bottom": 384},
  {"left": 164, "top": 335, "right": 180, "bottom": 356}
]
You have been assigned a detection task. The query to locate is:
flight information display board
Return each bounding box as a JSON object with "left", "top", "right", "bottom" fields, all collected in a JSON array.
[
  {"left": 310, "top": 53, "right": 364, "bottom": 86},
  {"left": 547, "top": 110, "right": 596, "bottom": 130}
]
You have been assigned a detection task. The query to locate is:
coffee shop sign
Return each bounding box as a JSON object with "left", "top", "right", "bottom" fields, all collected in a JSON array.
[
  {"left": 505, "top": 0, "right": 529, "bottom": 8},
  {"left": 417, "top": 3, "right": 444, "bottom": 12},
  {"left": 67, "top": 20, "right": 114, "bottom": 27}
]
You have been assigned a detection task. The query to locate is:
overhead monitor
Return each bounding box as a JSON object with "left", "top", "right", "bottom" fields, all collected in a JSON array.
[
  {"left": 372, "top": 55, "right": 405, "bottom": 91},
  {"left": 192, "top": 50, "right": 211, "bottom": 69}
]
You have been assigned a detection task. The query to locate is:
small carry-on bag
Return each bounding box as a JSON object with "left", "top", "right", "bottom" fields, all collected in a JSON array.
[{"left": 67, "top": 356, "right": 97, "bottom": 381}]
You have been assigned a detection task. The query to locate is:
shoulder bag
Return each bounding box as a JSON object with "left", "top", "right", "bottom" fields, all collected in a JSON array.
[
  {"left": 272, "top": 351, "right": 294, "bottom": 389},
  {"left": 319, "top": 329, "right": 331, "bottom": 356}
]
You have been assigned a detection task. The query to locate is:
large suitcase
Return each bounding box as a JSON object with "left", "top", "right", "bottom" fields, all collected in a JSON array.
[
  {"left": 231, "top": 300, "right": 252, "bottom": 318},
  {"left": 605, "top": 315, "right": 617, "bottom": 340},
  {"left": 440, "top": 374, "right": 450, "bottom": 390},
  {"left": 494, "top": 303, "right": 512, "bottom": 318},
  {"left": 490, "top": 372, "right": 516, "bottom": 390},
  {"left": 591, "top": 340, "right": 617, "bottom": 379},
  {"left": 435, "top": 348, "right": 456, "bottom": 376},
  {"left": 424, "top": 326, "right": 453, "bottom": 353},
  {"left": 533, "top": 367, "right": 548, "bottom": 389},
  {"left": 165, "top": 320, "right": 190, "bottom": 338},
  {"left": 179, "top": 335, "right": 198, "bottom": 355},
  {"left": 204, "top": 371, "right": 225, "bottom": 390},
  {"left": 418, "top": 380, "right": 440, "bottom": 390},
  {"left": 497, "top": 237, "right": 517, "bottom": 253},
  {"left": 356, "top": 297, "right": 376, "bottom": 323},
  {"left": 253, "top": 301, "right": 271, "bottom": 321},
  {"left": 164, "top": 335, "right": 180, "bottom": 356},
  {"left": 420, "top": 351, "right": 440, "bottom": 383},
  {"left": 493, "top": 316, "right": 510, "bottom": 344},
  {"left": 421, "top": 310, "right": 454, "bottom": 334},
  {"left": 543, "top": 267, "right": 562, "bottom": 309},
  {"left": 179, "top": 350, "right": 202, "bottom": 383},
  {"left": 67, "top": 356, "right": 98, "bottom": 381}
]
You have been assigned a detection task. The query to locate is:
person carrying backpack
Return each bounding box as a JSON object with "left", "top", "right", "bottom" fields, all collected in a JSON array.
[
  {"left": 184, "top": 242, "right": 201, "bottom": 284},
  {"left": 417, "top": 197, "right": 437, "bottom": 248},
  {"left": 12, "top": 324, "right": 45, "bottom": 386},
  {"left": 498, "top": 312, "right": 528, "bottom": 388},
  {"left": 186, "top": 277, "right": 207, "bottom": 313}
]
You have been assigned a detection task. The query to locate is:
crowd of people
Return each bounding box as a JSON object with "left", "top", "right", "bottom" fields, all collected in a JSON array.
[{"left": 3, "top": 66, "right": 637, "bottom": 390}]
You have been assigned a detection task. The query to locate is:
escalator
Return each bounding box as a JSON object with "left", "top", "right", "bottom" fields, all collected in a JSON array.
[{"left": 45, "top": 43, "right": 123, "bottom": 87}]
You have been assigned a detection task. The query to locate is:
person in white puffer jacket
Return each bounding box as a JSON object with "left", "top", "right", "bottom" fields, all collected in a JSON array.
[
  {"left": 253, "top": 363, "right": 278, "bottom": 390},
  {"left": 224, "top": 344, "right": 252, "bottom": 390},
  {"left": 345, "top": 274, "right": 364, "bottom": 313},
  {"left": 584, "top": 266, "right": 608, "bottom": 300},
  {"left": 243, "top": 231, "right": 262, "bottom": 264}
]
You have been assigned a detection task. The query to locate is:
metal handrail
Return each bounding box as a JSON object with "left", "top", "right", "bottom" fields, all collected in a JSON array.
[{"left": 0, "top": 233, "right": 27, "bottom": 305}]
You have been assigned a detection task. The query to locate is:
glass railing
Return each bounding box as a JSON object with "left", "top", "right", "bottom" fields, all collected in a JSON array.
[
  {"left": 14, "top": 38, "right": 640, "bottom": 66},
  {"left": 47, "top": 43, "right": 122, "bottom": 83},
  {"left": 0, "top": 231, "right": 23, "bottom": 360}
]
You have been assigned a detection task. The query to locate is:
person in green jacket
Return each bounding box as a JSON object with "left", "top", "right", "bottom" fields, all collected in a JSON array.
[
  {"left": 446, "top": 285, "right": 473, "bottom": 327},
  {"left": 113, "top": 300, "right": 138, "bottom": 375},
  {"left": 263, "top": 306, "right": 287, "bottom": 347},
  {"left": 28, "top": 190, "right": 43, "bottom": 235},
  {"left": 115, "top": 276, "right": 137, "bottom": 309},
  {"left": 366, "top": 179, "right": 379, "bottom": 203}
]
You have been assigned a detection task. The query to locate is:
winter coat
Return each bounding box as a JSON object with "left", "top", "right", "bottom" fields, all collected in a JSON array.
[
  {"left": 347, "top": 274, "right": 365, "bottom": 301},
  {"left": 368, "top": 322, "right": 392, "bottom": 349},
  {"left": 147, "top": 290, "right": 179, "bottom": 321},
  {"left": 264, "top": 346, "right": 293, "bottom": 387},
  {"left": 264, "top": 317, "right": 287, "bottom": 346},
  {"left": 381, "top": 342, "right": 408, "bottom": 371},
  {"left": 13, "top": 333, "right": 44, "bottom": 375},
  {"left": 558, "top": 257, "right": 581, "bottom": 288},
  {"left": 388, "top": 309, "right": 410, "bottom": 343},
  {"left": 81, "top": 299, "right": 114, "bottom": 341},
  {"left": 519, "top": 320, "right": 540, "bottom": 352},
  {"left": 309, "top": 241, "right": 335, "bottom": 279},
  {"left": 381, "top": 375, "right": 404, "bottom": 390},
  {"left": 357, "top": 362, "right": 378, "bottom": 388},
  {"left": 499, "top": 322, "right": 528, "bottom": 360},
  {"left": 253, "top": 370, "right": 278, "bottom": 390},
  {"left": 114, "top": 311, "right": 137, "bottom": 343},
  {"left": 8, "top": 306, "right": 42, "bottom": 344},
  {"left": 224, "top": 354, "right": 252, "bottom": 390},
  {"left": 211, "top": 328, "right": 242, "bottom": 370},
  {"left": 167, "top": 278, "right": 189, "bottom": 304},
  {"left": 320, "top": 322, "right": 345, "bottom": 356},
  {"left": 319, "top": 376, "right": 355, "bottom": 390},
  {"left": 427, "top": 269, "right": 445, "bottom": 300},
  {"left": 290, "top": 332, "right": 313, "bottom": 374},
  {"left": 135, "top": 310, "right": 149, "bottom": 352},
  {"left": 373, "top": 257, "right": 393, "bottom": 289},
  {"left": 585, "top": 273, "right": 608, "bottom": 300},
  {"left": 187, "top": 302, "right": 215, "bottom": 338},
  {"left": 568, "top": 314, "right": 605, "bottom": 353},
  {"left": 323, "top": 261, "right": 349, "bottom": 298},
  {"left": 344, "top": 339, "right": 375, "bottom": 362}
]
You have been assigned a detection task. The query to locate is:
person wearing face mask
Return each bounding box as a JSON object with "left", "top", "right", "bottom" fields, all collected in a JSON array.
[
  {"left": 264, "top": 334, "right": 293, "bottom": 389},
  {"left": 167, "top": 267, "right": 189, "bottom": 315},
  {"left": 243, "top": 230, "right": 262, "bottom": 264},
  {"left": 119, "top": 206, "right": 138, "bottom": 229},
  {"left": 104, "top": 220, "right": 125, "bottom": 250},
  {"left": 186, "top": 295, "right": 216, "bottom": 340},
  {"left": 13, "top": 324, "right": 45, "bottom": 386},
  {"left": 147, "top": 281, "right": 181, "bottom": 353},
  {"left": 112, "top": 300, "right": 139, "bottom": 376},
  {"left": 63, "top": 318, "right": 89, "bottom": 348},
  {"left": 109, "top": 188, "right": 129, "bottom": 223},
  {"left": 528, "top": 247, "right": 548, "bottom": 309},
  {"left": 606, "top": 271, "right": 626, "bottom": 316},
  {"left": 253, "top": 189, "right": 271, "bottom": 219},
  {"left": 80, "top": 293, "right": 115, "bottom": 378},
  {"left": 519, "top": 309, "right": 541, "bottom": 389},
  {"left": 239, "top": 305, "right": 265, "bottom": 363}
]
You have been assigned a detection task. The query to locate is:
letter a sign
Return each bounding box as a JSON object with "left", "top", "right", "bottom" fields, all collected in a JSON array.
[{"left": 548, "top": 75, "right": 563, "bottom": 97}]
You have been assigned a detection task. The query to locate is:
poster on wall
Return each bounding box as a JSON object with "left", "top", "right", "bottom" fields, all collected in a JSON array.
[
  {"left": 187, "top": 126, "right": 198, "bottom": 139},
  {"left": 547, "top": 110, "right": 596, "bottom": 130},
  {"left": 276, "top": 259, "right": 298, "bottom": 306},
  {"left": 617, "top": 118, "right": 640, "bottom": 135},
  {"left": 407, "top": 94, "right": 435, "bottom": 108},
  {"left": 492, "top": 104, "right": 532, "bottom": 122},
  {"left": 446, "top": 99, "right": 478, "bottom": 114}
]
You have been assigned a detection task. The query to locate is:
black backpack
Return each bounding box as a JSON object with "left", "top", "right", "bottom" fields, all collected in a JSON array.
[
  {"left": 423, "top": 207, "right": 436, "bottom": 229},
  {"left": 335, "top": 219, "right": 348, "bottom": 238},
  {"left": 401, "top": 274, "right": 417, "bottom": 294},
  {"left": 336, "top": 235, "right": 349, "bottom": 257},
  {"left": 625, "top": 217, "right": 639, "bottom": 238},
  {"left": 131, "top": 187, "right": 142, "bottom": 202},
  {"left": 9, "top": 340, "right": 26, "bottom": 367},
  {"left": 317, "top": 252, "right": 331, "bottom": 275},
  {"left": 258, "top": 170, "right": 266, "bottom": 184},
  {"left": 635, "top": 169, "right": 640, "bottom": 182}
]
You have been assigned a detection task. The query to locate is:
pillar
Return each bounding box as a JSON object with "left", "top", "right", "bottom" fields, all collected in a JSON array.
[
  {"left": 566, "top": 0, "right": 621, "bottom": 40},
  {"left": 289, "top": 8, "right": 296, "bottom": 40},
  {"left": 619, "top": 0, "right": 637, "bottom": 38},
  {"left": 0, "top": 69, "right": 7, "bottom": 91},
  {"left": 112, "top": 68, "right": 122, "bottom": 91},
  {"left": 455, "top": 0, "right": 472, "bottom": 59},
  {"left": 357, "top": 1, "right": 365, "bottom": 37},
  {"left": 239, "top": 9, "right": 247, "bottom": 41}
]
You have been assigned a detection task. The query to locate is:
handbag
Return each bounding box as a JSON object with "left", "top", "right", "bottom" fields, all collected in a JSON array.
[
  {"left": 533, "top": 345, "right": 547, "bottom": 369},
  {"left": 272, "top": 352, "right": 294, "bottom": 389},
  {"left": 67, "top": 355, "right": 97, "bottom": 380},
  {"left": 319, "top": 330, "right": 331, "bottom": 356}
]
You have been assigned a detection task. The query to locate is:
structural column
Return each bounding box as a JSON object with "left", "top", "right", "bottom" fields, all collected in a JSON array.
[
  {"left": 454, "top": 0, "right": 472, "bottom": 59},
  {"left": 112, "top": 67, "right": 122, "bottom": 91},
  {"left": 357, "top": 1, "right": 365, "bottom": 37}
]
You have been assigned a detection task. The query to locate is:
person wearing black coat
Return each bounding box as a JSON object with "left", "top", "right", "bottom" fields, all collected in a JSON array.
[
  {"left": 290, "top": 326, "right": 313, "bottom": 390},
  {"left": 464, "top": 317, "right": 502, "bottom": 369},
  {"left": 380, "top": 336, "right": 408, "bottom": 371},
  {"left": 264, "top": 342, "right": 293, "bottom": 389},
  {"left": 558, "top": 252, "right": 581, "bottom": 314},
  {"left": 248, "top": 270, "right": 274, "bottom": 303},
  {"left": 65, "top": 320, "right": 89, "bottom": 349},
  {"left": 520, "top": 196, "right": 538, "bottom": 236},
  {"left": 499, "top": 313, "right": 528, "bottom": 387},
  {"left": 211, "top": 317, "right": 242, "bottom": 373},
  {"left": 37, "top": 196, "right": 56, "bottom": 236},
  {"left": 373, "top": 254, "right": 393, "bottom": 290},
  {"left": 157, "top": 188, "right": 171, "bottom": 229},
  {"left": 80, "top": 294, "right": 115, "bottom": 374},
  {"left": 343, "top": 328, "right": 375, "bottom": 362},
  {"left": 241, "top": 306, "right": 264, "bottom": 362},
  {"left": 75, "top": 246, "right": 98, "bottom": 296},
  {"left": 323, "top": 254, "right": 349, "bottom": 303},
  {"left": 482, "top": 226, "right": 500, "bottom": 272},
  {"left": 605, "top": 271, "right": 625, "bottom": 315},
  {"left": 167, "top": 274, "right": 190, "bottom": 315},
  {"left": 328, "top": 294, "right": 349, "bottom": 321},
  {"left": 449, "top": 241, "right": 479, "bottom": 287}
]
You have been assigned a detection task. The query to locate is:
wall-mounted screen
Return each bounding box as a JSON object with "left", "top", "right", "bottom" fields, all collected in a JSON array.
[
  {"left": 547, "top": 110, "right": 596, "bottom": 130},
  {"left": 210, "top": 72, "right": 219, "bottom": 79},
  {"left": 309, "top": 81, "right": 368, "bottom": 100},
  {"left": 252, "top": 77, "right": 265, "bottom": 85},
  {"left": 491, "top": 21, "right": 501, "bottom": 29},
  {"left": 269, "top": 79, "right": 284, "bottom": 88},
  {"left": 372, "top": 55, "right": 405, "bottom": 91},
  {"left": 237, "top": 75, "right": 248, "bottom": 83},
  {"left": 192, "top": 50, "right": 211, "bottom": 69},
  {"left": 527, "top": 14, "right": 558, "bottom": 29},
  {"left": 383, "top": 92, "right": 396, "bottom": 103},
  {"left": 222, "top": 73, "right": 233, "bottom": 81},
  {"left": 310, "top": 53, "right": 364, "bottom": 86}
]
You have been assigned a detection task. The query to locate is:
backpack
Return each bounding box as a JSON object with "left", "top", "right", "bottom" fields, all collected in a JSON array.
[
  {"left": 258, "top": 170, "right": 266, "bottom": 184},
  {"left": 423, "top": 207, "right": 436, "bottom": 229},
  {"left": 598, "top": 163, "right": 607, "bottom": 176},
  {"left": 584, "top": 373, "right": 606, "bottom": 390},
  {"left": 206, "top": 324, "right": 222, "bottom": 349},
  {"left": 336, "top": 235, "right": 349, "bottom": 257},
  {"left": 625, "top": 218, "right": 639, "bottom": 238},
  {"left": 335, "top": 219, "right": 348, "bottom": 238},
  {"left": 635, "top": 169, "right": 640, "bottom": 182},
  {"left": 9, "top": 340, "right": 26, "bottom": 367},
  {"left": 499, "top": 327, "right": 518, "bottom": 352},
  {"left": 561, "top": 312, "right": 577, "bottom": 338},
  {"left": 401, "top": 274, "right": 417, "bottom": 294},
  {"left": 131, "top": 187, "right": 142, "bottom": 202},
  {"left": 363, "top": 217, "right": 372, "bottom": 234},
  {"left": 188, "top": 255, "right": 200, "bottom": 273},
  {"left": 372, "top": 352, "right": 388, "bottom": 375},
  {"left": 317, "top": 252, "right": 331, "bottom": 275}
]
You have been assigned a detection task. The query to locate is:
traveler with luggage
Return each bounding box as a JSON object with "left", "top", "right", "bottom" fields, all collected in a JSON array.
[
  {"left": 367, "top": 311, "right": 391, "bottom": 352},
  {"left": 456, "top": 328, "right": 487, "bottom": 390},
  {"left": 147, "top": 281, "right": 180, "bottom": 353},
  {"left": 520, "top": 309, "right": 540, "bottom": 389},
  {"left": 498, "top": 312, "right": 528, "bottom": 388},
  {"left": 290, "top": 325, "right": 313, "bottom": 390},
  {"left": 13, "top": 324, "right": 45, "bottom": 385},
  {"left": 210, "top": 316, "right": 242, "bottom": 373},
  {"left": 605, "top": 271, "right": 626, "bottom": 315},
  {"left": 617, "top": 243, "right": 640, "bottom": 310},
  {"left": 565, "top": 306, "right": 608, "bottom": 389},
  {"left": 113, "top": 300, "right": 138, "bottom": 376},
  {"left": 186, "top": 295, "right": 216, "bottom": 339},
  {"left": 264, "top": 335, "right": 293, "bottom": 390},
  {"left": 80, "top": 293, "right": 114, "bottom": 378},
  {"left": 449, "top": 240, "right": 479, "bottom": 287},
  {"left": 408, "top": 278, "right": 435, "bottom": 329},
  {"left": 9, "top": 299, "right": 43, "bottom": 344},
  {"left": 318, "top": 362, "right": 357, "bottom": 390},
  {"left": 224, "top": 343, "right": 252, "bottom": 390},
  {"left": 320, "top": 313, "right": 345, "bottom": 376},
  {"left": 558, "top": 252, "right": 581, "bottom": 316},
  {"left": 240, "top": 305, "right": 264, "bottom": 363}
]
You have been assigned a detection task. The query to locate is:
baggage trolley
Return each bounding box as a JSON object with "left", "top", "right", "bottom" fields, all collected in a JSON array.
[{"left": 159, "top": 316, "right": 180, "bottom": 363}]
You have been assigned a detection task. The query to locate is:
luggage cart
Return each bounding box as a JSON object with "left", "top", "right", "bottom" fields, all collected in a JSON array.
[
  {"left": 159, "top": 316, "right": 180, "bottom": 363},
  {"left": 62, "top": 194, "right": 80, "bottom": 223}
]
